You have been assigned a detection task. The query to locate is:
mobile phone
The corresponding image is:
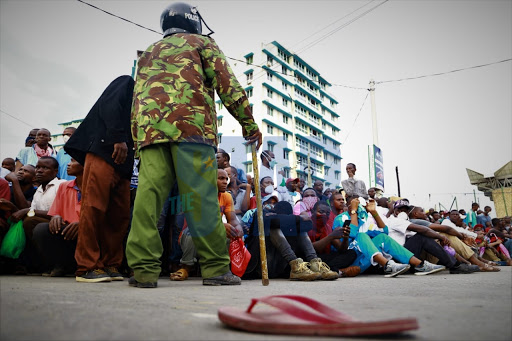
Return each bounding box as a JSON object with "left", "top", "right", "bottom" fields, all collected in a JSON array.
[{"left": 343, "top": 220, "right": 351, "bottom": 227}]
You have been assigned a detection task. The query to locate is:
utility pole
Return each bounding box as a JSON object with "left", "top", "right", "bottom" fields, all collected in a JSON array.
[
  {"left": 395, "top": 166, "right": 401, "bottom": 197},
  {"left": 369, "top": 79, "right": 379, "bottom": 147}
]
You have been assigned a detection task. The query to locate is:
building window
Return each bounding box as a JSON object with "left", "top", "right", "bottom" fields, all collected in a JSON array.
[
  {"left": 267, "top": 106, "right": 274, "bottom": 116},
  {"left": 310, "top": 144, "right": 322, "bottom": 158},
  {"left": 335, "top": 171, "right": 340, "bottom": 180},
  {"left": 334, "top": 157, "right": 339, "bottom": 165},
  {"left": 246, "top": 88, "right": 253, "bottom": 97},
  {"left": 282, "top": 98, "right": 288, "bottom": 107},
  {"left": 246, "top": 72, "right": 253, "bottom": 83},
  {"left": 283, "top": 132, "right": 289, "bottom": 142},
  {"left": 267, "top": 89, "right": 273, "bottom": 98},
  {"left": 267, "top": 55, "right": 273, "bottom": 66},
  {"left": 324, "top": 167, "right": 329, "bottom": 176},
  {"left": 323, "top": 137, "right": 327, "bottom": 145},
  {"left": 296, "top": 137, "right": 308, "bottom": 151},
  {"left": 246, "top": 55, "right": 253, "bottom": 64},
  {"left": 246, "top": 144, "right": 252, "bottom": 153},
  {"left": 267, "top": 72, "right": 273, "bottom": 81},
  {"left": 267, "top": 124, "right": 274, "bottom": 134},
  {"left": 246, "top": 162, "right": 253, "bottom": 173},
  {"left": 282, "top": 82, "right": 288, "bottom": 91},
  {"left": 283, "top": 168, "right": 290, "bottom": 178},
  {"left": 333, "top": 141, "right": 339, "bottom": 149},
  {"left": 296, "top": 121, "right": 308, "bottom": 135},
  {"left": 218, "top": 135, "right": 222, "bottom": 143},
  {"left": 217, "top": 102, "right": 223, "bottom": 110},
  {"left": 282, "top": 65, "right": 287, "bottom": 75},
  {"left": 267, "top": 143, "right": 274, "bottom": 152},
  {"left": 331, "top": 114, "right": 336, "bottom": 122},
  {"left": 217, "top": 117, "right": 223, "bottom": 127},
  {"left": 283, "top": 116, "right": 289, "bottom": 124}
]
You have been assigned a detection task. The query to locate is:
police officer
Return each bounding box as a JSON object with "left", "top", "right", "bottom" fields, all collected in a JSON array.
[{"left": 127, "top": 2, "right": 262, "bottom": 288}]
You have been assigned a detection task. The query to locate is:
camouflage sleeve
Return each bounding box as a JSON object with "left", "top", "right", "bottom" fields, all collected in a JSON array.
[{"left": 201, "top": 38, "right": 259, "bottom": 137}]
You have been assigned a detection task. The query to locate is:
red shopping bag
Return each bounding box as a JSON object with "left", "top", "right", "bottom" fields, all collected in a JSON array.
[{"left": 229, "top": 237, "right": 251, "bottom": 277}]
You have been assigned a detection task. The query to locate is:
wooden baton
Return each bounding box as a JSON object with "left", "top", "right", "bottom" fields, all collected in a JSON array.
[{"left": 251, "top": 143, "right": 269, "bottom": 286}]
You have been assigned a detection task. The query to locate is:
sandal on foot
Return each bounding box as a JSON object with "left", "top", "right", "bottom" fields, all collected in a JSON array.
[
  {"left": 170, "top": 268, "right": 189, "bottom": 281},
  {"left": 218, "top": 295, "right": 418, "bottom": 336}
]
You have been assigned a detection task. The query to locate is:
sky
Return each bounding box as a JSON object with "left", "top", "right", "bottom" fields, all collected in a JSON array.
[{"left": 1, "top": 0, "right": 511, "bottom": 216}]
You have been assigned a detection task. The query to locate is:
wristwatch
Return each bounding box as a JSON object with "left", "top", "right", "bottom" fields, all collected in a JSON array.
[
  {"left": 350, "top": 210, "right": 357, "bottom": 215},
  {"left": 27, "top": 209, "right": 35, "bottom": 217}
]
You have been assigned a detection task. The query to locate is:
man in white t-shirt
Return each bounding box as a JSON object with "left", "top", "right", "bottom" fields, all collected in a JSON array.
[
  {"left": 387, "top": 199, "right": 474, "bottom": 274},
  {"left": 441, "top": 210, "right": 477, "bottom": 238}
]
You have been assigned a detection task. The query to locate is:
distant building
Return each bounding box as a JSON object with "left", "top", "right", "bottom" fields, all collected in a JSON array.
[{"left": 217, "top": 41, "right": 343, "bottom": 189}]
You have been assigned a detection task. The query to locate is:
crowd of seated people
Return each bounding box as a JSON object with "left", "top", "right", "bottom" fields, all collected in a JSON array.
[{"left": 1, "top": 133, "right": 511, "bottom": 283}]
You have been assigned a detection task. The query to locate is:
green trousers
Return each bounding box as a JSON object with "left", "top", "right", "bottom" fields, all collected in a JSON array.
[{"left": 126, "top": 143, "right": 229, "bottom": 282}]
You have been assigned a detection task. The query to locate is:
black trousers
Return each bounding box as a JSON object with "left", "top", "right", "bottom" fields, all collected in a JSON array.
[
  {"left": 404, "top": 234, "right": 456, "bottom": 268},
  {"left": 318, "top": 249, "right": 358, "bottom": 270},
  {"left": 32, "top": 223, "right": 77, "bottom": 272}
]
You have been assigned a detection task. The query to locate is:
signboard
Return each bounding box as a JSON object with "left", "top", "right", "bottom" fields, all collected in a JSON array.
[{"left": 373, "top": 145, "right": 384, "bottom": 191}]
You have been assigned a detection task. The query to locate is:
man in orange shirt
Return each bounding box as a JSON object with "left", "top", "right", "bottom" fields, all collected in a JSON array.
[
  {"left": 32, "top": 158, "right": 85, "bottom": 277},
  {"left": 171, "top": 169, "right": 243, "bottom": 284}
]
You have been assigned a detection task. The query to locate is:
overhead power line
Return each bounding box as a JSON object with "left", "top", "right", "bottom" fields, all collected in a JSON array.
[
  {"left": 376, "top": 58, "right": 512, "bottom": 84},
  {"left": 76, "top": 0, "right": 511, "bottom": 91},
  {"left": 291, "top": 0, "right": 377, "bottom": 50},
  {"left": 341, "top": 92, "right": 369, "bottom": 146},
  {"left": 296, "top": 0, "right": 389, "bottom": 54},
  {"left": 0, "top": 109, "right": 35, "bottom": 128},
  {"left": 77, "top": 0, "right": 161, "bottom": 34}
]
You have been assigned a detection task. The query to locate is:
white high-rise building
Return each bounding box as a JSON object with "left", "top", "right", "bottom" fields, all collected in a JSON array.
[{"left": 217, "top": 41, "right": 343, "bottom": 189}]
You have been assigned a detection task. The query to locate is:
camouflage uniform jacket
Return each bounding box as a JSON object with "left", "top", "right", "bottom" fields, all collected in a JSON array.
[{"left": 131, "top": 33, "right": 258, "bottom": 151}]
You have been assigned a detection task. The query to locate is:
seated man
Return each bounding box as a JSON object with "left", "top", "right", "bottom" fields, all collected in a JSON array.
[
  {"left": 9, "top": 157, "right": 66, "bottom": 273},
  {"left": 333, "top": 196, "right": 441, "bottom": 277},
  {"left": 2, "top": 165, "right": 37, "bottom": 210},
  {"left": 387, "top": 200, "right": 476, "bottom": 275},
  {"left": 243, "top": 194, "right": 338, "bottom": 280},
  {"left": 33, "top": 158, "right": 84, "bottom": 277},
  {"left": 15, "top": 128, "right": 56, "bottom": 171},
  {"left": 225, "top": 166, "right": 251, "bottom": 223},
  {"left": 277, "top": 178, "right": 302, "bottom": 207},
  {"left": 409, "top": 207, "right": 497, "bottom": 272},
  {"left": 308, "top": 201, "right": 358, "bottom": 277},
  {"left": 172, "top": 169, "right": 244, "bottom": 283}
]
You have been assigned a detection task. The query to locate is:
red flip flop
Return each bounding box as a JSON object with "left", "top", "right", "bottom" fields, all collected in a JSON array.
[{"left": 218, "top": 295, "right": 418, "bottom": 336}]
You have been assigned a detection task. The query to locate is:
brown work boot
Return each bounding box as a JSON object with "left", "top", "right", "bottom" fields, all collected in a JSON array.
[
  {"left": 309, "top": 258, "right": 338, "bottom": 280},
  {"left": 289, "top": 258, "right": 321, "bottom": 281}
]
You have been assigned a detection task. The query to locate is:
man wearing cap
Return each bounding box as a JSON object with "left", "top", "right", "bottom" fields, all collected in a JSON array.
[
  {"left": 277, "top": 178, "right": 301, "bottom": 207},
  {"left": 387, "top": 199, "right": 476, "bottom": 274}
]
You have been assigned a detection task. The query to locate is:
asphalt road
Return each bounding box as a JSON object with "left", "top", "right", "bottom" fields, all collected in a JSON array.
[{"left": 1, "top": 267, "right": 511, "bottom": 341}]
